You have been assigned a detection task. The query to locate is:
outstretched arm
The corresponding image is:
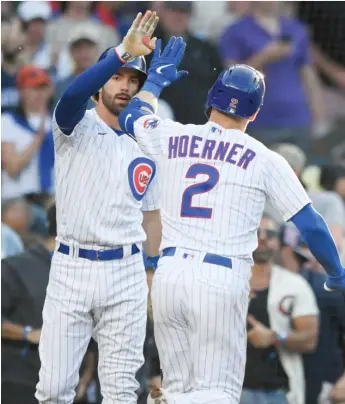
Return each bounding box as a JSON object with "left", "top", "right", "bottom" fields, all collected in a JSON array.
[
  {"left": 119, "top": 36, "right": 188, "bottom": 136},
  {"left": 265, "top": 151, "right": 345, "bottom": 292},
  {"left": 291, "top": 205, "right": 344, "bottom": 277},
  {"left": 55, "top": 11, "right": 159, "bottom": 135}
]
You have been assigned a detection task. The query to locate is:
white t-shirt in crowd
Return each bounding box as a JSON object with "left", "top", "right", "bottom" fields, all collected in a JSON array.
[{"left": 1, "top": 113, "right": 52, "bottom": 200}]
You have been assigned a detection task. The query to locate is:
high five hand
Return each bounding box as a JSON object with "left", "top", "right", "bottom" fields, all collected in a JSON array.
[
  {"left": 147, "top": 37, "right": 188, "bottom": 89},
  {"left": 122, "top": 11, "right": 159, "bottom": 57}
]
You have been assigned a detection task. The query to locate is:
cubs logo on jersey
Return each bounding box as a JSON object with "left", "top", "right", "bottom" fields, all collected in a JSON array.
[
  {"left": 143, "top": 118, "right": 160, "bottom": 130},
  {"left": 128, "top": 157, "right": 156, "bottom": 201}
]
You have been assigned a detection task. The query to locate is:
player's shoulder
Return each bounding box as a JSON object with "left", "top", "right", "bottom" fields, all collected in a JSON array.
[
  {"left": 243, "top": 131, "right": 272, "bottom": 157},
  {"left": 136, "top": 114, "right": 184, "bottom": 133}
]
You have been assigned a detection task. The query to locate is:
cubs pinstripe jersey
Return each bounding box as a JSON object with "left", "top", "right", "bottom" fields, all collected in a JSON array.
[
  {"left": 134, "top": 115, "right": 310, "bottom": 261},
  {"left": 53, "top": 108, "right": 160, "bottom": 248}
]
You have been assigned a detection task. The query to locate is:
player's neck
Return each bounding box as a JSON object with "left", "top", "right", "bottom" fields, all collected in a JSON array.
[
  {"left": 250, "top": 263, "right": 271, "bottom": 289},
  {"left": 209, "top": 110, "right": 248, "bottom": 132},
  {"left": 95, "top": 104, "right": 121, "bottom": 131}
]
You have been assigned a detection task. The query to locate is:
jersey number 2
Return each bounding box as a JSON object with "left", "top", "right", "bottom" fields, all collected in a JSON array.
[{"left": 181, "top": 164, "right": 219, "bottom": 218}]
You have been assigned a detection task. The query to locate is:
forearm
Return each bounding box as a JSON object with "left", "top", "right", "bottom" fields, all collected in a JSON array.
[
  {"left": 282, "top": 329, "right": 317, "bottom": 353},
  {"left": 301, "top": 65, "right": 325, "bottom": 121},
  {"left": 135, "top": 89, "right": 159, "bottom": 113},
  {"left": 291, "top": 204, "right": 344, "bottom": 277},
  {"left": 245, "top": 54, "right": 269, "bottom": 70},
  {"left": 4, "top": 138, "right": 42, "bottom": 177},
  {"left": 1, "top": 320, "right": 25, "bottom": 341},
  {"left": 55, "top": 46, "right": 125, "bottom": 134},
  {"left": 143, "top": 210, "right": 162, "bottom": 257}
]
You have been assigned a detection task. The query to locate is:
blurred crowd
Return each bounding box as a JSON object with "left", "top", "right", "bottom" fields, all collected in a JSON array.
[{"left": 1, "top": 1, "right": 345, "bottom": 404}]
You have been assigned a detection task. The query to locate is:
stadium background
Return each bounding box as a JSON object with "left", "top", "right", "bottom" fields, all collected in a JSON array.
[{"left": 1, "top": 1, "right": 345, "bottom": 404}]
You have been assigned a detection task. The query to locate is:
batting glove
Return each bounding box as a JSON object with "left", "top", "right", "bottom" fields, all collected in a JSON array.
[
  {"left": 143, "top": 37, "right": 188, "bottom": 96},
  {"left": 324, "top": 271, "right": 345, "bottom": 292}
]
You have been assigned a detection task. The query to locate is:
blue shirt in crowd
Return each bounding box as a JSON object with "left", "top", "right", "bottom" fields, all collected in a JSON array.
[{"left": 219, "top": 16, "right": 312, "bottom": 128}]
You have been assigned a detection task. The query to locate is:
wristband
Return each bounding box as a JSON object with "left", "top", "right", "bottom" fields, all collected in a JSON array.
[
  {"left": 148, "top": 255, "right": 160, "bottom": 269},
  {"left": 114, "top": 44, "right": 133, "bottom": 63},
  {"left": 23, "top": 325, "right": 33, "bottom": 341},
  {"left": 273, "top": 331, "right": 288, "bottom": 346},
  {"left": 141, "top": 80, "right": 164, "bottom": 97}
]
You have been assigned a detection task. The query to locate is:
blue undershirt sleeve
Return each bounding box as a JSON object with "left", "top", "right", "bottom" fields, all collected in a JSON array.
[
  {"left": 291, "top": 204, "right": 344, "bottom": 277},
  {"left": 55, "top": 49, "right": 124, "bottom": 135}
]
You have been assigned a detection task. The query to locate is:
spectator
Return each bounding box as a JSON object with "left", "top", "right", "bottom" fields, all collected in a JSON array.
[
  {"left": 1, "top": 222, "right": 24, "bottom": 259},
  {"left": 54, "top": 23, "right": 99, "bottom": 109},
  {"left": 269, "top": 144, "right": 345, "bottom": 271},
  {"left": 151, "top": 1, "right": 223, "bottom": 124},
  {"left": 320, "top": 164, "right": 345, "bottom": 203},
  {"left": 17, "top": 1, "right": 54, "bottom": 73},
  {"left": 1, "top": 18, "right": 26, "bottom": 113},
  {"left": 1, "top": 65, "right": 55, "bottom": 202},
  {"left": 241, "top": 215, "right": 319, "bottom": 404},
  {"left": 1, "top": 198, "right": 32, "bottom": 237},
  {"left": 1, "top": 1, "right": 16, "bottom": 20},
  {"left": 46, "top": 1, "right": 120, "bottom": 80},
  {"left": 189, "top": 1, "right": 252, "bottom": 44},
  {"left": 219, "top": 1, "right": 326, "bottom": 153},
  {"left": 293, "top": 243, "right": 345, "bottom": 404},
  {"left": 1, "top": 204, "right": 57, "bottom": 404},
  {"left": 94, "top": 1, "right": 148, "bottom": 38}
]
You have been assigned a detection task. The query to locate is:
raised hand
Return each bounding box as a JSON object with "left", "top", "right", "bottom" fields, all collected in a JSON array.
[
  {"left": 122, "top": 11, "right": 159, "bottom": 57},
  {"left": 146, "top": 36, "right": 189, "bottom": 89}
]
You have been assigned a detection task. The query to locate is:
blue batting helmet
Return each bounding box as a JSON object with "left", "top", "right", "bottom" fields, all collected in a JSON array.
[{"left": 205, "top": 64, "right": 265, "bottom": 119}]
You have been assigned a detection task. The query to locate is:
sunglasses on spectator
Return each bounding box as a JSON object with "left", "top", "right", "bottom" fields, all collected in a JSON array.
[{"left": 257, "top": 229, "right": 279, "bottom": 239}]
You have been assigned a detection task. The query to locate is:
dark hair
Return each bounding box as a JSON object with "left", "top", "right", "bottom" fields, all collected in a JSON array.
[
  {"left": 320, "top": 164, "right": 345, "bottom": 191},
  {"left": 47, "top": 203, "right": 57, "bottom": 237}
]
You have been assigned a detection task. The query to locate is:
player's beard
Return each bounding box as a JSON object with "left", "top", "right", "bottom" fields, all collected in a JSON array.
[
  {"left": 101, "top": 89, "right": 131, "bottom": 116},
  {"left": 252, "top": 247, "right": 276, "bottom": 264}
]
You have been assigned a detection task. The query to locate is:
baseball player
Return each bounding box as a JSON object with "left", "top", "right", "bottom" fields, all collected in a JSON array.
[
  {"left": 118, "top": 37, "right": 345, "bottom": 404},
  {"left": 35, "top": 12, "right": 162, "bottom": 404}
]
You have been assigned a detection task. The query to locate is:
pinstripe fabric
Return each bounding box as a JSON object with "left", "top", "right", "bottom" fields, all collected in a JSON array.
[
  {"left": 151, "top": 250, "right": 251, "bottom": 404},
  {"left": 134, "top": 116, "right": 311, "bottom": 263},
  {"left": 53, "top": 108, "right": 160, "bottom": 249},
  {"left": 36, "top": 108, "right": 157, "bottom": 403},
  {"left": 36, "top": 250, "right": 148, "bottom": 404},
  {"left": 133, "top": 115, "right": 312, "bottom": 403}
]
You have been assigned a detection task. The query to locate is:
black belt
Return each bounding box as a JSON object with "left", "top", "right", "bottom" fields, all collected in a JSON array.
[
  {"left": 162, "top": 247, "right": 232, "bottom": 269},
  {"left": 57, "top": 243, "right": 140, "bottom": 261}
]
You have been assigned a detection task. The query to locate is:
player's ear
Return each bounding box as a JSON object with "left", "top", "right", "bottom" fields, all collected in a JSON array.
[{"left": 248, "top": 110, "right": 259, "bottom": 122}]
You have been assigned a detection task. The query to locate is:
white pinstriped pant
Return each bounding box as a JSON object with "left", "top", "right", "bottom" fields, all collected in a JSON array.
[
  {"left": 151, "top": 248, "right": 251, "bottom": 404},
  {"left": 35, "top": 246, "right": 148, "bottom": 404}
]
